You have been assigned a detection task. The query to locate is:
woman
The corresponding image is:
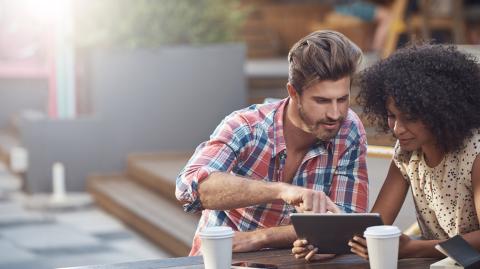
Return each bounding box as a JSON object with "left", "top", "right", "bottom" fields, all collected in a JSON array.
[{"left": 292, "top": 44, "right": 480, "bottom": 261}]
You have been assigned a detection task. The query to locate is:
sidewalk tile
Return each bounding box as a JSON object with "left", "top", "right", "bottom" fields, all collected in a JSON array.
[
  {"left": 54, "top": 208, "right": 126, "bottom": 235},
  {"left": 0, "top": 223, "right": 102, "bottom": 250}
]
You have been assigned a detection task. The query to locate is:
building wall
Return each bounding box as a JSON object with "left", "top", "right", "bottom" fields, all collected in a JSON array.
[
  {"left": 0, "top": 78, "right": 48, "bottom": 129},
  {"left": 20, "top": 44, "right": 246, "bottom": 192}
]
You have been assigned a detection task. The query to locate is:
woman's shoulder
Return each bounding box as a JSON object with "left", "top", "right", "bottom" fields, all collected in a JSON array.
[
  {"left": 391, "top": 140, "right": 420, "bottom": 182},
  {"left": 453, "top": 128, "right": 480, "bottom": 164},
  {"left": 393, "top": 140, "right": 415, "bottom": 164},
  {"left": 465, "top": 129, "right": 480, "bottom": 151}
]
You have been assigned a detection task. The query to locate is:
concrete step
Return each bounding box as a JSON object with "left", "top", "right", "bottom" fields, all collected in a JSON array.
[
  {"left": 0, "top": 129, "right": 20, "bottom": 165},
  {"left": 88, "top": 174, "right": 198, "bottom": 257},
  {"left": 127, "top": 152, "right": 191, "bottom": 203}
]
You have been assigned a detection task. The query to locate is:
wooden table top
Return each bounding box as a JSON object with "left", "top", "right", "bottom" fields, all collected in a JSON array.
[{"left": 62, "top": 248, "right": 440, "bottom": 269}]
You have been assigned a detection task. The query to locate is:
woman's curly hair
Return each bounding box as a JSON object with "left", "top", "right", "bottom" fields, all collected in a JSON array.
[{"left": 357, "top": 44, "right": 480, "bottom": 152}]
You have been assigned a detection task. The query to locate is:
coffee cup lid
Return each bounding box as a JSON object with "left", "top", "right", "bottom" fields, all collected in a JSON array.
[
  {"left": 199, "top": 226, "right": 234, "bottom": 239},
  {"left": 364, "top": 225, "right": 401, "bottom": 238}
]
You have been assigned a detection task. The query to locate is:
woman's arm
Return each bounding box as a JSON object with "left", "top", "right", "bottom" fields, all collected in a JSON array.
[
  {"left": 298, "top": 160, "right": 410, "bottom": 261},
  {"left": 349, "top": 161, "right": 410, "bottom": 258},
  {"left": 403, "top": 154, "right": 480, "bottom": 256},
  {"left": 464, "top": 154, "right": 480, "bottom": 250},
  {"left": 370, "top": 161, "right": 410, "bottom": 224},
  {"left": 357, "top": 154, "right": 480, "bottom": 259}
]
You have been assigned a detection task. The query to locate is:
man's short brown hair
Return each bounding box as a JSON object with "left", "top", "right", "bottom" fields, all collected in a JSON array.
[{"left": 288, "top": 30, "right": 362, "bottom": 94}]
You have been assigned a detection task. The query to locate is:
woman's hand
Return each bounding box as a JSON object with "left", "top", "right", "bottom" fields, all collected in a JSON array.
[
  {"left": 398, "top": 233, "right": 413, "bottom": 258},
  {"left": 292, "top": 239, "right": 315, "bottom": 260},
  {"left": 349, "top": 233, "right": 415, "bottom": 259},
  {"left": 349, "top": 235, "right": 368, "bottom": 259},
  {"left": 292, "top": 239, "right": 336, "bottom": 262}
]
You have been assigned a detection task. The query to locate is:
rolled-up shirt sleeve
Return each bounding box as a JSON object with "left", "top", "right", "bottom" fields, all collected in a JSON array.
[{"left": 175, "top": 112, "right": 251, "bottom": 213}]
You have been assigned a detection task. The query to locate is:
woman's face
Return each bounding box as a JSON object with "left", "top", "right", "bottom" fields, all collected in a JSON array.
[{"left": 386, "top": 97, "right": 436, "bottom": 152}]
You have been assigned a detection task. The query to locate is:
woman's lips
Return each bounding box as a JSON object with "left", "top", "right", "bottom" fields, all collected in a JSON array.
[{"left": 399, "top": 138, "right": 414, "bottom": 144}]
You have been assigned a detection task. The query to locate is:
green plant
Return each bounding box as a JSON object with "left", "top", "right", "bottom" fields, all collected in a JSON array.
[{"left": 74, "top": 0, "right": 247, "bottom": 48}]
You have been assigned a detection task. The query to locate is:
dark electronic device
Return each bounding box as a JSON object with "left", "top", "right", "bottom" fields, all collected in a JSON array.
[{"left": 290, "top": 213, "right": 383, "bottom": 254}]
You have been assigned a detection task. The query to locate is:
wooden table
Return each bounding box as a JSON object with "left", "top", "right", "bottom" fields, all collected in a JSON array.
[{"left": 62, "top": 249, "right": 440, "bottom": 269}]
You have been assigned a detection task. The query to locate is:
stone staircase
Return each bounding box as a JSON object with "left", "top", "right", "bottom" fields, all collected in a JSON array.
[
  {"left": 0, "top": 129, "right": 20, "bottom": 167},
  {"left": 87, "top": 152, "right": 199, "bottom": 257},
  {"left": 0, "top": 116, "right": 28, "bottom": 193}
]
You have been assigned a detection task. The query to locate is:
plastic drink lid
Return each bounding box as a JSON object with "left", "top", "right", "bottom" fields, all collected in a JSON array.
[
  {"left": 199, "top": 226, "right": 234, "bottom": 239},
  {"left": 364, "top": 225, "right": 401, "bottom": 238}
]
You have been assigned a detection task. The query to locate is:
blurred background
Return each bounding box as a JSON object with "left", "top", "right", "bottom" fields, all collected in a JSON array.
[{"left": 0, "top": 0, "right": 478, "bottom": 268}]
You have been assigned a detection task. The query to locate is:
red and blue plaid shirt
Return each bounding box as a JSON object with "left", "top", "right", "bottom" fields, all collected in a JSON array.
[{"left": 176, "top": 98, "right": 368, "bottom": 256}]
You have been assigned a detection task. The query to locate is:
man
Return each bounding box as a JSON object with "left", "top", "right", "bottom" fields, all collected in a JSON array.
[{"left": 176, "top": 30, "right": 368, "bottom": 256}]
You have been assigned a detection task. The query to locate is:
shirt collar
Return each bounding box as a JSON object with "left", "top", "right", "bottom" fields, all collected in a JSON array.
[{"left": 271, "top": 98, "right": 287, "bottom": 157}]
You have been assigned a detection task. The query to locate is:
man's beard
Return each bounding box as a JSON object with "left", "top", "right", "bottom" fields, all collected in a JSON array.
[{"left": 298, "top": 103, "right": 344, "bottom": 141}]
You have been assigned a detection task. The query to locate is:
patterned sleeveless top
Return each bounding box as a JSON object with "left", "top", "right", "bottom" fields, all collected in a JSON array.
[{"left": 393, "top": 129, "right": 480, "bottom": 239}]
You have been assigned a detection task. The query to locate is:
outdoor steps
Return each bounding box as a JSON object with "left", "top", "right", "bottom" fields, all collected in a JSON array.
[
  {"left": 88, "top": 153, "right": 200, "bottom": 257},
  {"left": 0, "top": 129, "right": 20, "bottom": 165},
  {"left": 0, "top": 128, "right": 25, "bottom": 193},
  {"left": 126, "top": 152, "right": 192, "bottom": 202}
]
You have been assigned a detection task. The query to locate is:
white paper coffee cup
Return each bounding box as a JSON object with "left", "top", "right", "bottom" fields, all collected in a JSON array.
[
  {"left": 199, "top": 226, "right": 234, "bottom": 269},
  {"left": 364, "top": 225, "right": 401, "bottom": 269}
]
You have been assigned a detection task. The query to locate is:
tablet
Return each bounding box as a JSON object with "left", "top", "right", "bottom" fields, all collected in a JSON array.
[{"left": 290, "top": 213, "right": 383, "bottom": 254}]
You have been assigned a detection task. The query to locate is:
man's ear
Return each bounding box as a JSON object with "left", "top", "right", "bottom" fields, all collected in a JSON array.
[{"left": 287, "top": 83, "right": 299, "bottom": 103}]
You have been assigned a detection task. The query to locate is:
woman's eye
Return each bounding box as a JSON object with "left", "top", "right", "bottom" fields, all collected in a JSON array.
[{"left": 404, "top": 115, "right": 417, "bottom": 122}]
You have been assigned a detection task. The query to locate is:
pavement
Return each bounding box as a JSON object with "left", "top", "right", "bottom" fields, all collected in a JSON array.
[{"left": 0, "top": 164, "right": 170, "bottom": 269}]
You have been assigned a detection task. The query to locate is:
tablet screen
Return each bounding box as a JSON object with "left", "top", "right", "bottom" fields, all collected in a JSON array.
[{"left": 290, "top": 213, "right": 383, "bottom": 254}]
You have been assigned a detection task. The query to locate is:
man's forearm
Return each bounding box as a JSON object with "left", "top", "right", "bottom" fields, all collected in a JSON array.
[
  {"left": 233, "top": 225, "right": 297, "bottom": 253},
  {"left": 260, "top": 225, "right": 297, "bottom": 249},
  {"left": 198, "top": 172, "right": 284, "bottom": 210}
]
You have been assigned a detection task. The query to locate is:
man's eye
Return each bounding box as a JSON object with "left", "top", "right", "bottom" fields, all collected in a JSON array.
[{"left": 315, "top": 99, "right": 329, "bottom": 104}]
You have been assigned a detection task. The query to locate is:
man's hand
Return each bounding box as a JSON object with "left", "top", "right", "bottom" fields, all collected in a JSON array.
[
  {"left": 278, "top": 184, "right": 341, "bottom": 213},
  {"left": 292, "top": 239, "right": 336, "bottom": 261},
  {"left": 232, "top": 230, "right": 265, "bottom": 252}
]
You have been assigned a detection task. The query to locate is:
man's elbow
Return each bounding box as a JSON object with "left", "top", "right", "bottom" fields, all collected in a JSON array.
[{"left": 174, "top": 187, "right": 189, "bottom": 204}]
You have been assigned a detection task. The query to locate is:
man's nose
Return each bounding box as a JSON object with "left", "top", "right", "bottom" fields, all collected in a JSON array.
[{"left": 326, "top": 101, "right": 340, "bottom": 121}]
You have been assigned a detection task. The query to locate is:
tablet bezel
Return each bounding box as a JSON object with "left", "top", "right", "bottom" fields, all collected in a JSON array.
[{"left": 290, "top": 213, "right": 383, "bottom": 254}]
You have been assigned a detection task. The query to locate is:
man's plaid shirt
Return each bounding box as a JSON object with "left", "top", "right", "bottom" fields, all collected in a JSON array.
[{"left": 175, "top": 98, "right": 368, "bottom": 255}]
